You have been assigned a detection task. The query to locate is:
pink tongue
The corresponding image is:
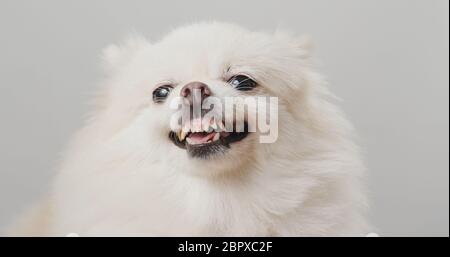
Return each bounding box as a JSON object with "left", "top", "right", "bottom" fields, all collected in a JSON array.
[{"left": 188, "top": 132, "right": 215, "bottom": 144}]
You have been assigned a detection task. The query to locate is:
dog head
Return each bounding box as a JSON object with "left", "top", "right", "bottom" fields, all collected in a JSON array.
[{"left": 96, "top": 22, "right": 316, "bottom": 176}]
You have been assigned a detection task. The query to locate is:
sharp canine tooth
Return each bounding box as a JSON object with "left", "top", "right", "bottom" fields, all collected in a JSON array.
[
  {"left": 186, "top": 137, "right": 193, "bottom": 144},
  {"left": 179, "top": 130, "right": 187, "bottom": 141},
  {"left": 213, "top": 133, "right": 220, "bottom": 141}
]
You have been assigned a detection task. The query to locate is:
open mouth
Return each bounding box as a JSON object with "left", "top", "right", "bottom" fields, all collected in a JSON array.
[{"left": 168, "top": 119, "right": 249, "bottom": 159}]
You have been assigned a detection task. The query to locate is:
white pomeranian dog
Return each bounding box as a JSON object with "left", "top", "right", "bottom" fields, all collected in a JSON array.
[{"left": 11, "top": 22, "right": 369, "bottom": 236}]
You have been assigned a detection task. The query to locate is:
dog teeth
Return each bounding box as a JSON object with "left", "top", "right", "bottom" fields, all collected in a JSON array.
[
  {"left": 192, "top": 119, "right": 202, "bottom": 132},
  {"left": 186, "top": 137, "right": 193, "bottom": 145},
  {"left": 211, "top": 121, "right": 218, "bottom": 130},
  {"left": 178, "top": 130, "right": 188, "bottom": 141},
  {"left": 178, "top": 119, "right": 226, "bottom": 142},
  {"left": 202, "top": 121, "right": 210, "bottom": 132},
  {"left": 218, "top": 120, "right": 225, "bottom": 131},
  {"left": 183, "top": 123, "right": 190, "bottom": 131}
]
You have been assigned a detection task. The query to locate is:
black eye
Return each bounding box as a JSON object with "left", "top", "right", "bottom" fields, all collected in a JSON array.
[
  {"left": 152, "top": 85, "right": 172, "bottom": 103},
  {"left": 227, "top": 75, "right": 257, "bottom": 91}
]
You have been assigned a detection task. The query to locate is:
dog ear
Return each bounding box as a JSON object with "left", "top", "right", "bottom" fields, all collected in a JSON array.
[
  {"left": 101, "top": 34, "right": 150, "bottom": 71},
  {"left": 287, "top": 34, "right": 314, "bottom": 61},
  {"left": 274, "top": 28, "right": 314, "bottom": 60},
  {"left": 294, "top": 34, "right": 314, "bottom": 56}
]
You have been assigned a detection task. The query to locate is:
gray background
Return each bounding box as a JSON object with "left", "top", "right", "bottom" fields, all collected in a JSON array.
[{"left": 0, "top": 0, "right": 448, "bottom": 236}]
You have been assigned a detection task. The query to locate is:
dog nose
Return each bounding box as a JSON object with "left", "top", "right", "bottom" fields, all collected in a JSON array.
[{"left": 180, "top": 81, "right": 211, "bottom": 104}]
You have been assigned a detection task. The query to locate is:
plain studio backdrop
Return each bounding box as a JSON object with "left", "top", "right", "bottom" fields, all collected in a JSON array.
[{"left": 0, "top": 0, "right": 448, "bottom": 236}]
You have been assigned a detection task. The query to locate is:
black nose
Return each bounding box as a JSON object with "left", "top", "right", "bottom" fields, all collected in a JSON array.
[{"left": 180, "top": 81, "right": 211, "bottom": 105}]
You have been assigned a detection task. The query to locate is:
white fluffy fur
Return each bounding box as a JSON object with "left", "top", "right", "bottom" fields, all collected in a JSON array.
[{"left": 11, "top": 22, "right": 369, "bottom": 236}]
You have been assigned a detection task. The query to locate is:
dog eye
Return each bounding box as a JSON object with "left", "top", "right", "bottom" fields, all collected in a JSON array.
[
  {"left": 152, "top": 85, "right": 172, "bottom": 103},
  {"left": 227, "top": 75, "right": 257, "bottom": 91}
]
